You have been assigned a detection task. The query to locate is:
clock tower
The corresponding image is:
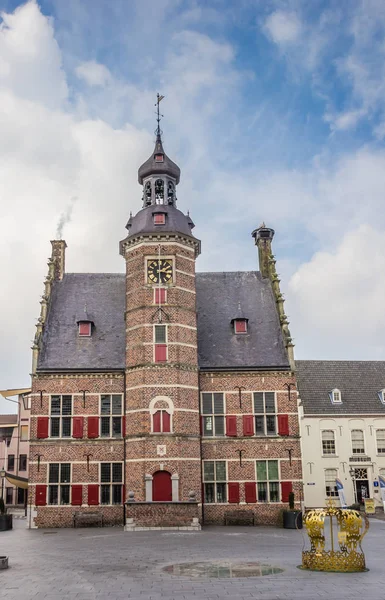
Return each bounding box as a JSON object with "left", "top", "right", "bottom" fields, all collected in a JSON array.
[{"left": 119, "top": 103, "right": 202, "bottom": 527}]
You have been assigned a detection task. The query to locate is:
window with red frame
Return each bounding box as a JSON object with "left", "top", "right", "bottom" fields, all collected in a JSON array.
[
  {"left": 234, "top": 319, "right": 247, "bottom": 334},
  {"left": 152, "top": 409, "right": 171, "bottom": 433},
  {"left": 154, "top": 288, "right": 167, "bottom": 304},
  {"left": 79, "top": 321, "right": 91, "bottom": 336},
  {"left": 153, "top": 213, "right": 166, "bottom": 225}
]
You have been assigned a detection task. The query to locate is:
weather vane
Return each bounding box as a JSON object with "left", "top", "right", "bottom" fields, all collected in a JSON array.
[{"left": 155, "top": 92, "right": 165, "bottom": 136}]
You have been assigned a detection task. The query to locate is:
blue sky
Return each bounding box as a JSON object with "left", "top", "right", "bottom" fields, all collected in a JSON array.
[{"left": 1, "top": 0, "right": 385, "bottom": 410}]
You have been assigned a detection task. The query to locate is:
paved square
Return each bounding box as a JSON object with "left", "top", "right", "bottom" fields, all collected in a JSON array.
[{"left": 1, "top": 519, "right": 384, "bottom": 599}]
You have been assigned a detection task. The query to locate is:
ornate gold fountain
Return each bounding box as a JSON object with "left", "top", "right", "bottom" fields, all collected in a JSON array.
[{"left": 301, "top": 500, "right": 369, "bottom": 572}]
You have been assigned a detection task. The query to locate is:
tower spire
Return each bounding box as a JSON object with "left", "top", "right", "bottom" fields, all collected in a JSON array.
[{"left": 155, "top": 93, "right": 165, "bottom": 139}]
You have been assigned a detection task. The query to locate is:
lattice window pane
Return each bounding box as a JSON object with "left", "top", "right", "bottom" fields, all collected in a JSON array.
[
  {"left": 101, "top": 417, "right": 111, "bottom": 437},
  {"left": 214, "top": 416, "right": 225, "bottom": 436},
  {"left": 202, "top": 394, "right": 212, "bottom": 415},
  {"left": 253, "top": 392, "right": 264, "bottom": 413},
  {"left": 266, "top": 416, "right": 276, "bottom": 435},
  {"left": 101, "top": 463, "right": 111, "bottom": 483},
  {"left": 269, "top": 482, "right": 279, "bottom": 502},
  {"left": 213, "top": 394, "right": 224, "bottom": 414},
  {"left": 51, "top": 396, "right": 61, "bottom": 415},
  {"left": 155, "top": 325, "right": 166, "bottom": 344},
  {"left": 112, "top": 417, "right": 122, "bottom": 437},
  {"left": 203, "top": 416, "right": 213, "bottom": 436},
  {"left": 62, "top": 396, "right": 72, "bottom": 415},
  {"left": 257, "top": 482, "right": 267, "bottom": 502},
  {"left": 112, "top": 485, "right": 122, "bottom": 504},
  {"left": 48, "top": 485, "right": 58, "bottom": 505},
  {"left": 112, "top": 463, "right": 122, "bottom": 483},
  {"left": 111, "top": 395, "right": 122, "bottom": 415},
  {"left": 101, "top": 395, "right": 111, "bottom": 415},
  {"left": 101, "top": 485, "right": 110, "bottom": 505},
  {"left": 215, "top": 462, "right": 226, "bottom": 481},
  {"left": 265, "top": 392, "right": 275, "bottom": 413},
  {"left": 255, "top": 416, "right": 264, "bottom": 435},
  {"left": 62, "top": 417, "right": 71, "bottom": 438},
  {"left": 61, "top": 485, "right": 70, "bottom": 505},
  {"left": 257, "top": 461, "right": 267, "bottom": 480},
  {"left": 216, "top": 483, "right": 226, "bottom": 503},
  {"left": 50, "top": 418, "right": 60, "bottom": 438},
  {"left": 49, "top": 463, "right": 59, "bottom": 483},
  {"left": 60, "top": 464, "right": 70, "bottom": 483},
  {"left": 204, "top": 483, "right": 214, "bottom": 503},
  {"left": 268, "top": 461, "right": 279, "bottom": 480},
  {"left": 204, "top": 462, "right": 214, "bottom": 481}
]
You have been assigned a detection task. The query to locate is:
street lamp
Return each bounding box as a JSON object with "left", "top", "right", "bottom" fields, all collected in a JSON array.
[
  {"left": 0, "top": 467, "right": 5, "bottom": 501},
  {"left": 349, "top": 467, "right": 358, "bottom": 504}
]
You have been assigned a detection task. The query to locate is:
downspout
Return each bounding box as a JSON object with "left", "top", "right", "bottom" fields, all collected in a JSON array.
[
  {"left": 198, "top": 376, "right": 205, "bottom": 526},
  {"left": 123, "top": 369, "right": 127, "bottom": 527}
]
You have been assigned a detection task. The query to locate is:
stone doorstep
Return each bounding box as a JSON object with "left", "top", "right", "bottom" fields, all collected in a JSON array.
[{"left": 124, "top": 525, "right": 201, "bottom": 531}]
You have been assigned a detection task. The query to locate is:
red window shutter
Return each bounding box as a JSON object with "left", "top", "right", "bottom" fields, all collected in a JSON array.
[
  {"left": 153, "top": 411, "right": 161, "bottom": 432},
  {"left": 155, "top": 288, "right": 166, "bottom": 304},
  {"left": 245, "top": 482, "right": 257, "bottom": 503},
  {"left": 226, "top": 415, "right": 237, "bottom": 437},
  {"left": 154, "top": 213, "right": 166, "bottom": 224},
  {"left": 88, "top": 484, "right": 99, "bottom": 506},
  {"left": 234, "top": 319, "right": 247, "bottom": 333},
  {"left": 79, "top": 322, "right": 91, "bottom": 336},
  {"left": 155, "top": 344, "right": 167, "bottom": 362},
  {"left": 72, "top": 416, "right": 84, "bottom": 439},
  {"left": 122, "top": 416, "right": 126, "bottom": 437},
  {"left": 228, "top": 482, "right": 240, "bottom": 503},
  {"left": 162, "top": 411, "right": 171, "bottom": 433},
  {"left": 278, "top": 414, "right": 289, "bottom": 436},
  {"left": 243, "top": 415, "right": 254, "bottom": 436},
  {"left": 281, "top": 481, "right": 293, "bottom": 503},
  {"left": 37, "top": 416, "right": 49, "bottom": 439},
  {"left": 87, "top": 416, "right": 99, "bottom": 439},
  {"left": 35, "top": 484, "right": 47, "bottom": 506},
  {"left": 71, "top": 485, "right": 83, "bottom": 506}
]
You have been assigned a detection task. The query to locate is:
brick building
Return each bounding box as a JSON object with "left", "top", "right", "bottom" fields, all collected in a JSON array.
[{"left": 28, "top": 118, "right": 302, "bottom": 528}]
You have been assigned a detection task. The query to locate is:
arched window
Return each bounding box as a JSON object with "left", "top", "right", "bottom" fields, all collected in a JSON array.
[
  {"left": 330, "top": 388, "right": 342, "bottom": 403},
  {"left": 155, "top": 179, "right": 164, "bottom": 204},
  {"left": 150, "top": 396, "right": 173, "bottom": 433},
  {"left": 144, "top": 181, "right": 152, "bottom": 206},
  {"left": 167, "top": 181, "right": 175, "bottom": 205}
]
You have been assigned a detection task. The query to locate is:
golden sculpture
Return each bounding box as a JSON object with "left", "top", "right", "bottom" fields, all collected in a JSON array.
[{"left": 301, "top": 499, "right": 369, "bottom": 572}]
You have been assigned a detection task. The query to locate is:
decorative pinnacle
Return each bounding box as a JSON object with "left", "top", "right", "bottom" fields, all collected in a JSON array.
[{"left": 155, "top": 93, "right": 165, "bottom": 138}]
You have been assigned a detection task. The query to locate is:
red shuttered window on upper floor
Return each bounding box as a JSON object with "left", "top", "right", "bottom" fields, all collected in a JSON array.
[
  {"left": 277, "top": 414, "right": 289, "bottom": 436},
  {"left": 228, "top": 482, "right": 240, "bottom": 503},
  {"left": 37, "top": 416, "right": 49, "bottom": 439},
  {"left": 226, "top": 415, "right": 237, "bottom": 437},
  {"left": 243, "top": 415, "right": 254, "bottom": 436},
  {"left": 87, "top": 416, "right": 99, "bottom": 439},
  {"left": 152, "top": 410, "right": 171, "bottom": 433},
  {"left": 155, "top": 344, "right": 167, "bottom": 362},
  {"left": 72, "top": 416, "right": 84, "bottom": 439},
  {"left": 154, "top": 288, "right": 167, "bottom": 304}
]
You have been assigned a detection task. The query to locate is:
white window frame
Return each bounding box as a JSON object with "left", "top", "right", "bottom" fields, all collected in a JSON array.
[
  {"left": 330, "top": 388, "right": 342, "bottom": 404},
  {"left": 325, "top": 468, "right": 339, "bottom": 497},
  {"left": 99, "top": 394, "right": 123, "bottom": 438},
  {"left": 321, "top": 429, "right": 336, "bottom": 456},
  {"left": 201, "top": 392, "right": 226, "bottom": 437},
  {"left": 50, "top": 395, "right": 72, "bottom": 438},
  {"left": 255, "top": 459, "right": 280, "bottom": 503},
  {"left": 351, "top": 429, "right": 365, "bottom": 455},
  {"left": 253, "top": 392, "right": 277, "bottom": 437},
  {"left": 100, "top": 462, "right": 123, "bottom": 505},
  {"left": 376, "top": 429, "right": 385, "bottom": 455}
]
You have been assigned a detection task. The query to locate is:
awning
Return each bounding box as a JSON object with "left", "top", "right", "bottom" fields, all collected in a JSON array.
[
  {"left": 4, "top": 472, "right": 28, "bottom": 489},
  {"left": 0, "top": 388, "right": 31, "bottom": 398}
]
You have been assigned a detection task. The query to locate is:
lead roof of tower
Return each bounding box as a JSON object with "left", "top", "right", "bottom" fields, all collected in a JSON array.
[{"left": 138, "top": 133, "right": 181, "bottom": 185}]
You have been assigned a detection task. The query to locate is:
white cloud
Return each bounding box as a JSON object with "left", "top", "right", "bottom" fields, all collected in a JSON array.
[
  {"left": 264, "top": 10, "right": 302, "bottom": 44},
  {"left": 288, "top": 225, "right": 385, "bottom": 359},
  {"left": 324, "top": 108, "right": 366, "bottom": 132},
  {"left": 75, "top": 60, "right": 112, "bottom": 87}
]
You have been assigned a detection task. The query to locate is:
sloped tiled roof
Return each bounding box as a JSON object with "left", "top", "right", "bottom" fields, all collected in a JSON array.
[
  {"left": 37, "top": 273, "right": 126, "bottom": 371},
  {"left": 37, "top": 270, "right": 289, "bottom": 372},
  {"left": 296, "top": 360, "right": 385, "bottom": 415},
  {"left": 196, "top": 271, "right": 289, "bottom": 370}
]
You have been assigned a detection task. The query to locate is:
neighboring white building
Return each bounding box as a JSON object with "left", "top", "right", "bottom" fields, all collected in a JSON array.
[{"left": 297, "top": 361, "right": 385, "bottom": 509}]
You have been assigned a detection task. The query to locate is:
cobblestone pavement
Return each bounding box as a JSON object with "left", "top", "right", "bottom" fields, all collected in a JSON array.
[{"left": 1, "top": 518, "right": 384, "bottom": 600}]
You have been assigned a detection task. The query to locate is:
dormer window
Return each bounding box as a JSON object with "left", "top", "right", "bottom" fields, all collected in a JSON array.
[
  {"left": 233, "top": 319, "right": 248, "bottom": 334},
  {"left": 378, "top": 390, "right": 385, "bottom": 405},
  {"left": 78, "top": 321, "right": 92, "bottom": 337},
  {"left": 153, "top": 213, "right": 166, "bottom": 225},
  {"left": 330, "top": 388, "right": 342, "bottom": 404},
  {"left": 155, "top": 154, "right": 164, "bottom": 162}
]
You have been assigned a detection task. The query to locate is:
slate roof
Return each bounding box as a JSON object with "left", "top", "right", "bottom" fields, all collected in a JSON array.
[
  {"left": 296, "top": 360, "right": 385, "bottom": 415},
  {"left": 37, "top": 270, "right": 289, "bottom": 372},
  {"left": 138, "top": 134, "right": 180, "bottom": 184},
  {"left": 125, "top": 205, "right": 195, "bottom": 238},
  {"left": 37, "top": 274, "right": 126, "bottom": 371},
  {"left": 195, "top": 272, "right": 289, "bottom": 370}
]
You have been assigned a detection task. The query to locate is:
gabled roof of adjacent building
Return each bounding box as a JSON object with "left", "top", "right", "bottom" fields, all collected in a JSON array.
[
  {"left": 0, "top": 414, "right": 17, "bottom": 426},
  {"left": 37, "top": 270, "right": 289, "bottom": 372},
  {"left": 296, "top": 360, "right": 385, "bottom": 415}
]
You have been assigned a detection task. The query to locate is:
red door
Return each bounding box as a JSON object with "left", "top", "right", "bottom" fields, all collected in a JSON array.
[{"left": 152, "top": 471, "right": 172, "bottom": 501}]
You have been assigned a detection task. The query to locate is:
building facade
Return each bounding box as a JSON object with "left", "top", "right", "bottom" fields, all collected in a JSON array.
[
  {"left": 297, "top": 360, "right": 385, "bottom": 509},
  {"left": 28, "top": 124, "right": 302, "bottom": 528},
  {"left": 0, "top": 389, "right": 31, "bottom": 509}
]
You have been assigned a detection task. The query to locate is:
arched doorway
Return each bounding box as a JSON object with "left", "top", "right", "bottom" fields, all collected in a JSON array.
[{"left": 152, "top": 471, "right": 172, "bottom": 501}]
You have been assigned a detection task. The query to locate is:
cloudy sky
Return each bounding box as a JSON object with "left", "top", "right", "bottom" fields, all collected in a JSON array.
[{"left": 1, "top": 0, "right": 385, "bottom": 411}]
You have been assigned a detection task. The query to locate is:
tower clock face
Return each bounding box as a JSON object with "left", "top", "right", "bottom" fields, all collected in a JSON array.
[{"left": 147, "top": 259, "right": 173, "bottom": 284}]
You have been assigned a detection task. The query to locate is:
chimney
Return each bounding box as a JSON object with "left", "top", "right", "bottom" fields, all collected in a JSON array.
[
  {"left": 50, "top": 240, "right": 67, "bottom": 281},
  {"left": 251, "top": 224, "right": 275, "bottom": 278}
]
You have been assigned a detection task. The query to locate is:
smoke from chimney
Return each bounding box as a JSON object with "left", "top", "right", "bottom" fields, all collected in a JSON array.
[{"left": 55, "top": 196, "right": 77, "bottom": 239}]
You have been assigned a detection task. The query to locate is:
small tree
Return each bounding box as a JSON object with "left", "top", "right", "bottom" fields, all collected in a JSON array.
[{"left": 288, "top": 491, "right": 295, "bottom": 510}]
